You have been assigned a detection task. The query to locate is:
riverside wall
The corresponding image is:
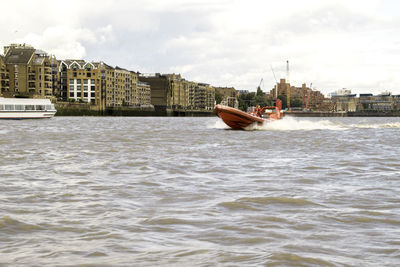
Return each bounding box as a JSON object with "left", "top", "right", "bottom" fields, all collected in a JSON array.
[{"left": 54, "top": 103, "right": 214, "bottom": 117}]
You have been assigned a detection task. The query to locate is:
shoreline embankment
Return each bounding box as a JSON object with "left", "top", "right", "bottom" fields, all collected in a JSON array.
[
  {"left": 55, "top": 103, "right": 400, "bottom": 117},
  {"left": 54, "top": 103, "right": 214, "bottom": 117}
]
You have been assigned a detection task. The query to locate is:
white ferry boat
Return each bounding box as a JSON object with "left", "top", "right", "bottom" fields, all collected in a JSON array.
[{"left": 0, "top": 97, "right": 56, "bottom": 119}]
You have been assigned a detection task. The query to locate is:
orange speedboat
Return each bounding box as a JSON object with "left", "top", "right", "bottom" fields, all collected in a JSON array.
[{"left": 214, "top": 99, "right": 283, "bottom": 130}]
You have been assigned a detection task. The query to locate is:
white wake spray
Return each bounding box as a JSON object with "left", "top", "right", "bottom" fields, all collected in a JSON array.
[
  {"left": 208, "top": 118, "right": 230, "bottom": 129},
  {"left": 246, "top": 117, "right": 347, "bottom": 131}
]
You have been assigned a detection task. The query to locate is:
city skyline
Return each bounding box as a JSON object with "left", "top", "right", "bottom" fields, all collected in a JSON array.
[{"left": 1, "top": 0, "right": 399, "bottom": 95}]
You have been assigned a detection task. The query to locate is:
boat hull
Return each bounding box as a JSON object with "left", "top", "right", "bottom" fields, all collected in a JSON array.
[
  {"left": 0, "top": 111, "right": 56, "bottom": 119},
  {"left": 214, "top": 104, "right": 265, "bottom": 130}
]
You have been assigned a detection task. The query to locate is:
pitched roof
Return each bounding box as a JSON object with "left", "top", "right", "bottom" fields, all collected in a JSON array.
[
  {"left": 4, "top": 47, "right": 35, "bottom": 64},
  {"left": 33, "top": 57, "right": 45, "bottom": 65}
]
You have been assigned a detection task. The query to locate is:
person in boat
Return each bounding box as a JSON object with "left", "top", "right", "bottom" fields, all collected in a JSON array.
[{"left": 256, "top": 105, "right": 262, "bottom": 117}]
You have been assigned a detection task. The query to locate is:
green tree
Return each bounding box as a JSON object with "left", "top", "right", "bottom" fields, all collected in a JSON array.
[
  {"left": 256, "top": 86, "right": 264, "bottom": 96},
  {"left": 238, "top": 90, "right": 273, "bottom": 111},
  {"left": 238, "top": 92, "right": 255, "bottom": 111},
  {"left": 254, "top": 94, "right": 269, "bottom": 107},
  {"left": 290, "top": 98, "right": 303, "bottom": 108}
]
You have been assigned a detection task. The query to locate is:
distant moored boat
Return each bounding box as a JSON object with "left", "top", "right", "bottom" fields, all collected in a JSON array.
[{"left": 0, "top": 97, "right": 57, "bottom": 119}]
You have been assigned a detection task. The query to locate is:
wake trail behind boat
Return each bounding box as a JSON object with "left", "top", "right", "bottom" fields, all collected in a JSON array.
[
  {"left": 350, "top": 122, "right": 400, "bottom": 129},
  {"left": 246, "top": 117, "right": 346, "bottom": 131},
  {"left": 210, "top": 117, "right": 400, "bottom": 131}
]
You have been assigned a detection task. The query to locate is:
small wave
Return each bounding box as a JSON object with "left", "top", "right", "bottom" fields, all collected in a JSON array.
[
  {"left": 268, "top": 252, "right": 335, "bottom": 267},
  {"left": 351, "top": 122, "right": 400, "bottom": 129},
  {"left": 247, "top": 117, "right": 346, "bottom": 131},
  {"left": 238, "top": 196, "right": 318, "bottom": 206},
  {"left": 175, "top": 249, "right": 210, "bottom": 258},
  {"left": 0, "top": 216, "right": 42, "bottom": 233},
  {"left": 142, "top": 217, "right": 203, "bottom": 226},
  {"left": 218, "top": 201, "right": 260, "bottom": 211},
  {"left": 219, "top": 197, "right": 318, "bottom": 211},
  {"left": 87, "top": 251, "right": 108, "bottom": 257}
]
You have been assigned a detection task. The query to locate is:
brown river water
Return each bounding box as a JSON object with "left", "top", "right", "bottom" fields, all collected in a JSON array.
[{"left": 0, "top": 116, "right": 400, "bottom": 266}]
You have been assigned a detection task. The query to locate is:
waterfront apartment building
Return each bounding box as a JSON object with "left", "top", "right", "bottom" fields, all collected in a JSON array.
[
  {"left": 112, "top": 67, "right": 138, "bottom": 107},
  {"left": 2, "top": 44, "right": 57, "bottom": 99},
  {"left": 59, "top": 60, "right": 101, "bottom": 105},
  {"left": 329, "top": 92, "right": 398, "bottom": 112},
  {"left": 195, "top": 83, "right": 215, "bottom": 111},
  {"left": 330, "top": 94, "right": 358, "bottom": 112},
  {"left": 215, "top": 87, "right": 238, "bottom": 107},
  {"left": 0, "top": 44, "right": 215, "bottom": 112},
  {"left": 102, "top": 65, "right": 142, "bottom": 108},
  {"left": 138, "top": 73, "right": 174, "bottom": 111},
  {"left": 139, "top": 73, "right": 216, "bottom": 111},
  {"left": 103, "top": 63, "right": 115, "bottom": 107},
  {"left": 137, "top": 81, "right": 151, "bottom": 107},
  {"left": 0, "top": 55, "right": 9, "bottom": 96},
  {"left": 59, "top": 61, "right": 140, "bottom": 109},
  {"left": 187, "top": 80, "right": 198, "bottom": 109},
  {"left": 358, "top": 92, "right": 393, "bottom": 111}
]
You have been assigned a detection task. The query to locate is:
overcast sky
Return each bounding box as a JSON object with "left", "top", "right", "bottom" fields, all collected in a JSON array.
[{"left": 1, "top": 0, "right": 399, "bottom": 95}]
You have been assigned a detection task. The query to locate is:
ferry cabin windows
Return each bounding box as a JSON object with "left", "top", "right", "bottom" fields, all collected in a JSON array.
[
  {"left": 0, "top": 104, "right": 54, "bottom": 111},
  {"left": 4, "top": 105, "right": 14, "bottom": 111},
  {"left": 15, "top": 105, "right": 24, "bottom": 110}
]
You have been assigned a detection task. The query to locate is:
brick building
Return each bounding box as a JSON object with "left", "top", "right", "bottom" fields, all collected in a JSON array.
[
  {"left": 215, "top": 87, "right": 238, "bottom": 108},
  {"left": 2, "top": 44, "right": 57, "bottom": 99},
  {"left": 0, "top": 55, "right": 9, "bottom": 96},
  {"left": 268, "top": 78, "right": 326, "bottom": 110}
]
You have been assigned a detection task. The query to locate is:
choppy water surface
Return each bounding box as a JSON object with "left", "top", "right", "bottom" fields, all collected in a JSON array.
[{"left": 1, "top": 116, "right": 400, "bottom": 266}]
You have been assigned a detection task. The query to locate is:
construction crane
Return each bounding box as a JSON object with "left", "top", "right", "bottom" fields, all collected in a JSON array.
[
  {"left": 258, "top": 78, "right": 264, "bottom": 90},
  {"left": 286, "top": 60, "right": 290, "bottom": 83},
  {"left": 286, "top": 60, "right": 290, "bottom": 108},
  {"left": 270, "top": 65, "right": 278, "bottom": 98}
]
